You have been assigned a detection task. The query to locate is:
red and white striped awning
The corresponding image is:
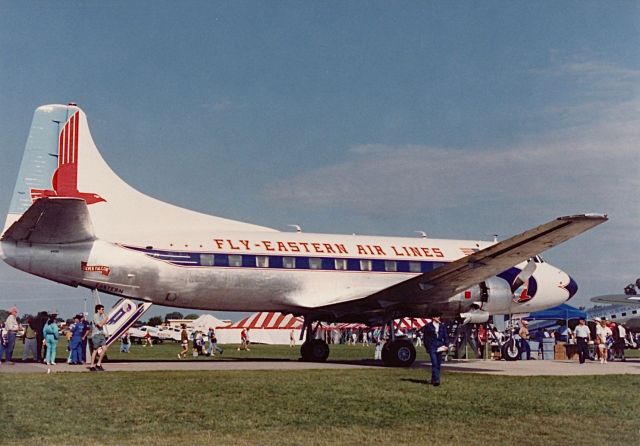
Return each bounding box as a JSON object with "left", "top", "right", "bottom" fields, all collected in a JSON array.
[
  {"left": 394, "top": 318, "right": 430, "bottom": 330},
  {"left": 227, "top": 312, "right": 303, "bottom": 329}
]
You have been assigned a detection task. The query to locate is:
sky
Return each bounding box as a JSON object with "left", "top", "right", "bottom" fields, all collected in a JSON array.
[{"left": 0, "top": 1, "right": 638, "bottom": 320}]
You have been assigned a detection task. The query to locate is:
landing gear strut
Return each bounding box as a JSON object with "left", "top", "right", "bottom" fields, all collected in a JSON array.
[{"left": 300, "top": 319, "right": 329, "bottom": 362}]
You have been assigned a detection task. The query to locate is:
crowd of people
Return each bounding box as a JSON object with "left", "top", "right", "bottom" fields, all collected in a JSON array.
[{"left": 0, "top": 305, "right": 112, "bottom": 371}]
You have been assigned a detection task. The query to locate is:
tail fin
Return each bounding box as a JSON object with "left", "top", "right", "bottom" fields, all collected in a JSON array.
[{"left": 5, "top": 104, "right": 275, "bottom": 242}]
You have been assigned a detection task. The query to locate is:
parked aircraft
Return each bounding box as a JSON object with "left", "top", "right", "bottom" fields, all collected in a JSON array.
[
  {"left": 590, "top": 294, "right": 640, "bottom": 332},
  {"left": 1, "top": 104, "right": 607, "bottom": 366}
]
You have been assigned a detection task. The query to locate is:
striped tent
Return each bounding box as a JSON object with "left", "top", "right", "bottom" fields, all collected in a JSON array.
[
  {"left": 229, "top": 312, "right": 303, "bottom": 329},
  {"left": 216, "top": 312, "right": 303, "bottom": 345}
]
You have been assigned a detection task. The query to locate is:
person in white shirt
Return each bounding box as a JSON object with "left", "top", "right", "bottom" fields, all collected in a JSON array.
[
  {"left": 2, "top": 307, "right": 20, "bottom": 364},
  {"left": 572, "top": 318, "right": 591, "bottom": 364},
  {"left": 595, "top": 318, "right": 612, "bottom": 364}
]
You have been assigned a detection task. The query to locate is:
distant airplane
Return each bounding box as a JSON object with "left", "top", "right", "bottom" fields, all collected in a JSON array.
[
  {"left": 1, "top": 104, "right": 607, "bottom": 367},
  {"left": 590, "top": 294, "right": 640, "bottom": 331}
]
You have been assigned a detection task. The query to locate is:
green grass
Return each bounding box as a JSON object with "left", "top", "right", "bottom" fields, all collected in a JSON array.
[
  {"left": 4, "top": 341, "right": 640, "bottom": 445},
  {"left": 1, "top": 367, "right": 640, "bottom": 445},
  {"left": 12, "top": 338, "right": 639, "bottom": 362}
]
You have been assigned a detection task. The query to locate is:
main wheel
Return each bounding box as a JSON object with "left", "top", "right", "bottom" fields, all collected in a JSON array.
[
  {"left": 382, "top": 339, "right": 416, "bottom": 367},
  {"left": 300, "top": 339, "right": 330, "bottom": 362},
  {"left": 501, "top": 338, "right": 521, "bottom": 361}
]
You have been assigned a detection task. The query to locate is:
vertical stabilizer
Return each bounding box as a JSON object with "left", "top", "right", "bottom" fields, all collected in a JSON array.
[{"left": 4, "top": 104, "right": 276, "bottom": 243}]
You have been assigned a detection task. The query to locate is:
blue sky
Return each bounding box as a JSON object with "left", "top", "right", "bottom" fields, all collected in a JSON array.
[{"left": 1, "top": 1, "right": 638, "bottom": 320}]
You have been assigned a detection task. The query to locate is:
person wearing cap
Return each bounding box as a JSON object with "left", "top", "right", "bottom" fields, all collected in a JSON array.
[
  {"left": 69, "top": 314, "right": 86, "bottom": 365},
  {"left": 595, "top": 317, "right": 612, "bottom": 364},
  {"left": 43, "top": 312, "right": 60, "bottom": 365},
  {"left": 518, "top": 320, "right": 531, "bottom": 360},
  {"left": 2, "top": 307, "right": 20, "bottom": 364},
  {"left": 423, "top": 311, "right": 449, "bottom": 386},
  {"left": 573, "top": 318, "right": 591, "bottom": 364}
]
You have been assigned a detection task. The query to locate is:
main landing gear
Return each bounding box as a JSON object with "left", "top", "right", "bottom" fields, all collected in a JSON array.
[
  {"left": 381, "top": 320, "right": 416, "bottom": 367},
  {"left": 298, "top": 317, "right": 417, "bottom": 367},
  {"left": 300, "top": 320, "right": 330, "bottom": 362}
]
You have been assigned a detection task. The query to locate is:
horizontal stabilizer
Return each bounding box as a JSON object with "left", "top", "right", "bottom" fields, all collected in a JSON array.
[{"left": 1, "top": 197, "right": 95, "bottom": 244}]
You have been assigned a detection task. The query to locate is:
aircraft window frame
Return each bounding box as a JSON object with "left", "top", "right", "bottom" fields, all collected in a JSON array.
[
  {"left": 633, "top": 310, "right": 638, "bottom": 315},
  {"left": 335, "top": 258, "right": 348, "bottom": 270},
  {"left": 283, "top": 256, "right": 296, "bottom": 269},
  {"left": 621, "top": 312, "right": 627, "bottom": 317},
  {"left": 228, "top": 255, "right": 242, "bottom": 267},
  {"left": 359, "top": 259, "right": 372, "bottom": 271},
  {"left": 200, "top": 253, "right": 214, "bottom": 266},
  {"left": 309, "top": 258, "right": 322, "bottom": 270},
  {"left": 409, "top": 262, "right": 421, "bottom": 273},
  {"left": 384, "top": 260, "right": 397, "bottom": 272},
  {"left": 256, "top": 256, "right": 269, "bottom": 268}
]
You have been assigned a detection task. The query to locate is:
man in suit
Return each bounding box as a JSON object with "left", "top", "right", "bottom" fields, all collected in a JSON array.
[{"left": 423, "top": 311, "right": 449, "bottom": 386}]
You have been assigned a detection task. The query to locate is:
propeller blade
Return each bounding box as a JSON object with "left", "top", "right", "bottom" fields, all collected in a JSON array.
[{"left": 510, "top": 260, "right": 537, "bottom": 293}]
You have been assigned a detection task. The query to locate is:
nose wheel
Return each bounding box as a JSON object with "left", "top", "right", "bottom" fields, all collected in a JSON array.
[{"left": 501, "top": 338, "right": 522, "bottom": 361}]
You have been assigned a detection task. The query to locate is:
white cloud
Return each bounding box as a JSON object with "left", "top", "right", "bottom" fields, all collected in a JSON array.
[{"left": 264, "top": 59, "right": 640, "bottom": 225}]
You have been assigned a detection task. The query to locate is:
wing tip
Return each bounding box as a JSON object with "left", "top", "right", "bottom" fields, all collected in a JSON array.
[{"left": 558, "top": 213, "right": 608, "bottom": 222}]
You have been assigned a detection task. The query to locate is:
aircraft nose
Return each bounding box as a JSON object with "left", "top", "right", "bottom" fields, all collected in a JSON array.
[{"left": 565, "top": 276, "right": 579, "bottom": 300}]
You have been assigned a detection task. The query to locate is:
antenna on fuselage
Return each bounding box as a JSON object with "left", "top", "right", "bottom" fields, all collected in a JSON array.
[
  {"left": 414, "top": 231, "right": 427, "bottom": 238},
  {"left": 287, "top": 224, "right": 302, "bottom": 233}
]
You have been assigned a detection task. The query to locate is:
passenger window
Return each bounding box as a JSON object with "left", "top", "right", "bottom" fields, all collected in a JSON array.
[
  {"left": 335, "top": 259, "right": 347, "bottom": 270},
  {"left": 256, "top": 256, "right": 269, "bottom": 268},
  {"left": 409, "top": 262, "right": 421, "bottom": 273},
  {"left": 309, "top": 258, "right": 322, "bottom": 270},
  {"left": 200, "top": 254, "right": 214, "bottom": 266},
  {"left": 228, "top": 255, "right": 242, "bottom": 267},
  {"left": 359, "top": 260, "right": 372, "bottom": 271},
  {"left": 384, "top": 261, "right": 397, "bottom": 272},
  {"left": 283, "top": 257, "right": 296, "bottom": 269}
]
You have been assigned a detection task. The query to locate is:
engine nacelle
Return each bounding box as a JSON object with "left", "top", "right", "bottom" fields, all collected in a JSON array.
[{"left": 451, "top": 276, "right": 513, "bottom": 314}]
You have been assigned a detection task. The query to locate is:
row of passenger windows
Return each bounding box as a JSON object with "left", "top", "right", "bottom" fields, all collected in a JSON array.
[{"left": 197, "top": 253, "right": 439, "bottom": 273}]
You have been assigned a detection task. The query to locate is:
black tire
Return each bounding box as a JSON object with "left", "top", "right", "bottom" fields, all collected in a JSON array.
[
  {"left": 501, "top": 338, "right": 521, "bottom": 361},
  {"left": 300, "top": 339, "right": 330, "bottom": 362},
  {"left": 382, "top": 339, "right": 416, "bottom": 367}
]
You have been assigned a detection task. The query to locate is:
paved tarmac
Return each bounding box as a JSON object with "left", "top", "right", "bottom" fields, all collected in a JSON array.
[{"left": 2, "top": 358, "right": 639, "bottom": 376}]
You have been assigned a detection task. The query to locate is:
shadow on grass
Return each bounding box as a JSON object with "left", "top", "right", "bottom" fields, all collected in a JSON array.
[{"left": 401, "top": 378, "right": 430, "bottom": 385}]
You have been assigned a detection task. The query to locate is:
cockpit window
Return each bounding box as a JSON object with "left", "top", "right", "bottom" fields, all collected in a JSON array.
[{"left": 532, "top": 256, "right": 545, "bottom": 263}]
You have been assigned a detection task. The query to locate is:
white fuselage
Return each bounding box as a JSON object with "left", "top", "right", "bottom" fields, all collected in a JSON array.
[{"left": 1, "top": 229, "right": 572, "bottom": 318}]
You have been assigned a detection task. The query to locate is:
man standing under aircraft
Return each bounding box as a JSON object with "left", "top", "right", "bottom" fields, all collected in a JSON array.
[
  {"left": 518, "top": 320, "right": 531, "bottom": 360},
  {"left": 424, "top": 311, "right": 449, "bottom": 387},
  {"left": 89, "top": 304, "right": 109, "bottom": 372},
  {"left": 573, "top": 318, "right": 591, "bottom": 364}
]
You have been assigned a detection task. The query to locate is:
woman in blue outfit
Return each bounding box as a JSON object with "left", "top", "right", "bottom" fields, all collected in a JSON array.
[
  {"left": 43, "top": 312, "right": 60, "bottom": 365},
  {"left": 69, "top": 314, "right": 86, "bottom": 364}
]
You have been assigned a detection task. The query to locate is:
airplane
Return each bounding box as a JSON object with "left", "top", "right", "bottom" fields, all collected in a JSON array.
[
  {"left": 1, "top": 103, "right": 608, "bottom": 367},
  {"left": 590, "top": 290, "right": 640, "bottom": 332}
]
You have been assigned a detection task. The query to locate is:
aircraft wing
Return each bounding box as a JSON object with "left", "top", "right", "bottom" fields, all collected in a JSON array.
[
  {"left": 1, "top": 197, "right": 95, "bottom": 244},
  {"left": 313, "top": 214, "right": 607, "bottom": 322},
  {"left": 591, "top": 294, "right": 640, "bottom": 305}
]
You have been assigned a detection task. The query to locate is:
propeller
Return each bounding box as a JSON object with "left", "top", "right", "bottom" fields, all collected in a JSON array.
[{"left": 511, "top": 260, "right": 537, "bottom": 303}]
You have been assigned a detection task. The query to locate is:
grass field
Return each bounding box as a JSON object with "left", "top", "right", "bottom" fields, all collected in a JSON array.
[{"left": 3, "top": 342, "right": 640, "bottom": 445}]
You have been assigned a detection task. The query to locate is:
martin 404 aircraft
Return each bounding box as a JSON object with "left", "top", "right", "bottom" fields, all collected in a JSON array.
[{"left": 1, "top": 104, "right": 607, "bottom": 366}]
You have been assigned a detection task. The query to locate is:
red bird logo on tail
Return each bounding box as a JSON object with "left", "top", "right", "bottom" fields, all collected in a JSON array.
[{"left": 30, "top": 111, "right": 106, "bottom": 205}]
